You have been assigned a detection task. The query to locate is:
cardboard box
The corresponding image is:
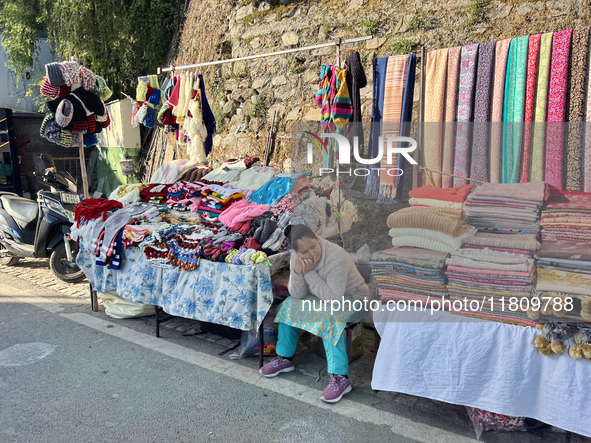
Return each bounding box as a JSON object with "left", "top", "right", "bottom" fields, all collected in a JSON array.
[{"left": 345, "top": 322, "right": 364, "bottom": 363}]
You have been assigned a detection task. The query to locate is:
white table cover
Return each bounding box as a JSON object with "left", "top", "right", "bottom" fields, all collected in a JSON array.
[{"left": 372, "top": 308, "right": 591, "bottom": 437}]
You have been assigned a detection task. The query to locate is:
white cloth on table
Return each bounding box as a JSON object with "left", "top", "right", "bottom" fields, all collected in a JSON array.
[{"left": 372, "top": 308, "right": 591, "bottom": 438}]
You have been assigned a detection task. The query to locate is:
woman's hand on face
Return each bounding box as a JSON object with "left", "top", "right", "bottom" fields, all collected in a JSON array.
[
  {"left": 301, "top": 258, "right": 315, "bottom": 274},
  {"left": 294, "top": 256, "right": 304, "bottom": 274}
]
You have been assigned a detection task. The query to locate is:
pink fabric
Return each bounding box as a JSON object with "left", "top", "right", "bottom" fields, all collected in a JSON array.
[
  {"left": 442, "top": 47, "right": 462, "bottom": 188},
  {"left": 545, "top": 29, "right": 573, "bottom": 190},
  {"left": 447, "top": 264, "right": 535, "bottom": 278},
  {"left": 490, "top": 39, "right": 512, "bottom": 183},
  {"left": 218, "top": 199, "right": 270, "bottom": 229},
  {"left": 519, "top": 34, "right": 541, "bottom": 183}
]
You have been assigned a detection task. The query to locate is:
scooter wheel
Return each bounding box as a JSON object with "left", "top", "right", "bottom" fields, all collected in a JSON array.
[
  {"left": 0, "top": 245, "right": 20, "bottom": 266},
  {"left": 49, "top": 242, "right": 86, "bottom": 283}
]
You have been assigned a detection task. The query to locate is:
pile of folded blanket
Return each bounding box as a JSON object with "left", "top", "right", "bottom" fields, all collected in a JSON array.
[
  {"left": 463, "top": 182, "right": 547, "bottom": 235},
  {"left": 371, "top": 247, "right": 449, "bottom": 307}
]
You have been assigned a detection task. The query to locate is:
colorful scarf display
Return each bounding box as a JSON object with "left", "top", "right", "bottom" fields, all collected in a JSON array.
[
  {"left": 442, "top": 47, "right": 462, "bottom": 188},
  {"left": 489, "top": 38, "right": 512, "bottom": 183},
  {"left": 470, "top": 41, "right": 496, "bottom": 183},
  {"left": 502, "top": 36, "right": 529, "bottom": 184},
  {"left": 586, "top": 36, "right": 591, "bottom": 192},
  {"left": 530, "top": 32, "right": 553, "bottom": 182},
  {"left": 519, "top": 34, "right": 541, "bottom": 183},
  {"left": 423, "top": 49, "right": 449, "bottom": 187},
  {"left": 545, "top": 29, "right": 573, "bottom": 190},
  {"left": 453, "top": 44, "right": 479, "bottom": 186}
]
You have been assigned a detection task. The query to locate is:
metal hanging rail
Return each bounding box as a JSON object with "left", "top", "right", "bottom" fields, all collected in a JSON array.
[{"left": 157, "top": 35, "right": 374, "bottom": 73}]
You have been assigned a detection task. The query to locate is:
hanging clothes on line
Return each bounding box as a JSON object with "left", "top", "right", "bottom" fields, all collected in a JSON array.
[
  {"left": 344, "top": 52, "right": 367, "bottom": 154},
  {"left": 441, "top": 47, "right": 462, "bottom": 189}
]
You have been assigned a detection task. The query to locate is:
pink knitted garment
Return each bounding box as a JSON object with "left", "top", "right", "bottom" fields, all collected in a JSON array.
[{"left": 218, "top": 199, "right": 270, "bottom": 229}]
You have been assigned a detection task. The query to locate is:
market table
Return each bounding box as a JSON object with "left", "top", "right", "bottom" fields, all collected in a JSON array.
[
  {"left": 78, "top": 248, "right": 290, "bottom": 366},
  {"left": 371, "top": 307, "right": 591, "bottom": 438}
]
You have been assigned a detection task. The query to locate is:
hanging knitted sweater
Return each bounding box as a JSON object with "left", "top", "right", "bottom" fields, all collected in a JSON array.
[{"left": 315, "top": 65, "right": 354, "bottom": 132}]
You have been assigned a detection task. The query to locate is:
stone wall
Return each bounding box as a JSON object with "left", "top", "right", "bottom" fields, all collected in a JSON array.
[{"left": 165, "top": 0, "right": 591, "bottom": 251}]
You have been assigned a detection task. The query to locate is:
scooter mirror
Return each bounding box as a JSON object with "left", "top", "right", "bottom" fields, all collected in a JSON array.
[{"left": 40, "top": 153, "right": 55, "bottom": 168}]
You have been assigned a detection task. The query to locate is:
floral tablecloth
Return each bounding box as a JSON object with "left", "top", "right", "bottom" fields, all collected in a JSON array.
[{"left": 77, "top": 247, "right": 279, "bottom": 331}]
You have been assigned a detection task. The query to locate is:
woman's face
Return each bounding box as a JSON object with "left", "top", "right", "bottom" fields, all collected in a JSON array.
[{"left": 296, "top": 236, "right": 322, "bottom": 263}]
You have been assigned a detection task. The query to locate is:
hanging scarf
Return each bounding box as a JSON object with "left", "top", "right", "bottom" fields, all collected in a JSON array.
[
  {"left": 423, "top": 48, "right": 449, "bottom": 187},
  {"left": 453, "top": 44, "right": 478, "bottom": 187},
  {"left": 470, "top": 41, "right": 496, "bottom": 183},
  {"left": 344, "top": 52, "right": 368, "bottom": 152},
  {"left": 489, "top": 38, "right": 511, "bottom": 183},
  {"left": 530, "top": 32, "right": 553, "bottom": 182},
  {"left": 198, "top": 73, "right": 216, "bottom": 158},
  {"left": 585, "top": 38, "right": 591, "bottom": 192},
  {"left": 564, "top": 27, "right": 591, "bottom": 191},
  {"left": 519, "top": 34, "right": 541, "bottom": 183},
  {"left": 365, "top": 57, "right": 389, "bottom": 197},
  {"left": 502, "top": 36, "right": 528, "bottom": 184},
  {"left": 545, "top": 28, "right": 573, "bottom": 190},
  {"left": 379, "top": 55, "right": 409, "bottom": 203},
  {"left": 442, "top": 47, "right": 462, "bottom": 188}
]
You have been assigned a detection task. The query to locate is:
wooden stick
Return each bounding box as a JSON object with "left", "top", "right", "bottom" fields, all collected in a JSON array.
[{"left": 78, "top": 134, "right": 89, "bottom": 199}]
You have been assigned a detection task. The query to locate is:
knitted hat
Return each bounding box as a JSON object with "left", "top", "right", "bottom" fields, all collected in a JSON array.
[
  {"left": 259, "top": 218, "right": 277, "bottom": 244},
  {"left": 93, "top": 75, "right": 113, "bottom": 101},
  {"left": 59, "top": 61, "right": 80, "bottom": 86},
  {"left": 45, "top": 62, "right": 66, "bottom": 87},
  {"left": 40, "top": 76, "right": 60, "bottom": 98},
  {"left": 136, "top": 81, "right": 149, "bottom": 102},
  {"left": 143, "top": 107, "right": 155, "bottom": 128},
  {"left": 135, "top": 103, "right": 149, "bottom": 124},
  {"left": 46, "top": 121, "right": 75, "bottom": 147},
  {"left": 79, "top": 66, "right": 97, "bottom": 91},
  {"left": 55, "top": 99, "right": 74, "bottom": 128},
  {"left": 131, "top": 101, "right": 141, "bottom": 127},
  {"left": 39, "top": 113, "right": 54, "bottom": 138}
]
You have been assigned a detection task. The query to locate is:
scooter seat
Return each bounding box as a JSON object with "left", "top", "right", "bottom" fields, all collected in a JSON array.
[{"left": 1, "top": 195, "right": 38, "bottom": 224}]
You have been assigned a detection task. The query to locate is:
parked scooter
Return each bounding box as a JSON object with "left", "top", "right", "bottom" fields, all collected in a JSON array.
[{"left": 0, "top": 153, "right": 85, "bottom": 283}]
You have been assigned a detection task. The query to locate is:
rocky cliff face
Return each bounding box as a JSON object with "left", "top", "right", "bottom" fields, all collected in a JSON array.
[{"left": 163, "top": 0, "right": 590, "bottom": 251}]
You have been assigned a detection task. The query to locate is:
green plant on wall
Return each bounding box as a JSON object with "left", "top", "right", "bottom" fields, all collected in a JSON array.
[
  {"left": 466, "top": 0, "right": 486, "bottom": 30},
  {"left": 359, "top": 11, "right": 379, "bottom": 36},
  {"left": 209, "top": 75, "right": 227, "bottom": 132},
  {"left": 322, "top": 15, "right": 329, "bottom": 38},
  {"left": 290, "top": 58, "right": 306, "bottom": 75},
  {"left": 245, "top": 97, "right": 268, "bottom": 118},
  {"left": 389, "top": 37, "right": 417, "bottom": 55},
  {"left": 408, "top": 12, "right": 432, "bottom": 31}
]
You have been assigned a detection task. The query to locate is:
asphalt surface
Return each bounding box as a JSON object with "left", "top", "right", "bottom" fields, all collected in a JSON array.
[{"left": 1, "top": 261, "right": 589, "bottom": 443}]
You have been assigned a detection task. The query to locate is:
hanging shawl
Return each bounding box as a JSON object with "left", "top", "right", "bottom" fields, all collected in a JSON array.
[
  {"left": 441, "top": 47, "right": 462, "bottom": 188},
  {"left": 519, "top": 34, "right": 541, "bottom": 183},
  {"left": 198, "top": 73, "right": 217, "bottom": 158},
  {"left": 470, "top": 41, "right": 496, "bottom": 183},
  {"left": 365, "top": 57, "right": 389, "bottom": 197},
  {"left": 378, "top": 55, "right": 409, "bottom": 203},
  {"left": 453, "top": 44, "right": 478, "bottom": 187},
  {"left": 502, "top": 36, "right": 528, "bottom": 184},
  {"left": 489, "top": 38, "right": 511, "bottom": 183},
  {"left": 423, "top": 48, "right": 448, "bottom": 187},
  {"left": 344, "top": 52, "right": 367, "bottom": 152},
  {"left": 530, "top": 32, "right": 553, "bottom": 182},
  {"left": 564, "top": 27, "right": 591, "bottom": 191},
  {"left": 585, "top": 37, "right": 591, "bottom": 192},
  {"left": 545, "top": 28, "right": 573, "bottom": 190},
  {"left": 395, "top": 54, "right": 416, "bottom": 202}
]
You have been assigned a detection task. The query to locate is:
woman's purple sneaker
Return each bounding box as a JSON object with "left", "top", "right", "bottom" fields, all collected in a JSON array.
[
  {"left": 320, "top": 375, "right": 352, "bottom": 403},
  {"left": 259, "top": 356, "right": 295, "bottom": 377}
]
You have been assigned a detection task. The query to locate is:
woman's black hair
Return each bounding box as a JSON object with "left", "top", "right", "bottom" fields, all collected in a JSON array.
[{"left": 289, "top": 224, "right": 316, "bottom": 251}]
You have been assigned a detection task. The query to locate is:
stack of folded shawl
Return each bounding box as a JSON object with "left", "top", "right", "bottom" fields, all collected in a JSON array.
[
  {"left": 408, "top": 184, "right": 473, "bottom": 210},
  {"left": 370, "top": 248, "right": 449, "bottom": 307},
  {"left": 386, "top": 206, "right": 476, "bottom": 254},
  {"left": 463, "top": 182, "right": 547, "bottom": 235},
  {"left": 534, "top": 190, "right": 591, "bottom": 323}
]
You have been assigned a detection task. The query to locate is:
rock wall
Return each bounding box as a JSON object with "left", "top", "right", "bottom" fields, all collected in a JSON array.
[{"left": 165, "top": 0, "right": 591, "bottom": 251}]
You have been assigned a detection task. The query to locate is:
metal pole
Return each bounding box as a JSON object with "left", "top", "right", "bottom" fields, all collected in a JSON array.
[
  {"left": 158, "top": 36, "right": 373, "bottom": 73},
  {"left": 335, "top": 38, "right": 343, "bottom": 243},
  {"left": 78, "top": 133, "right": 90, "bottom": 199}
]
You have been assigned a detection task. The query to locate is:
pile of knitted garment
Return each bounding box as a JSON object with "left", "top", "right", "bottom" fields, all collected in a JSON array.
[
  {"left": 198, "top": 184, "right": 244, "bottom": 224},
  {"left": 140, "top": 184, "right": 172, "bottom": 205},
  {"left": 201, "top": 157, "right": 260, "bottom": 185},
  {"left": 40, "top": 61, "right": 112, "bottom": 148},
  {"left": 165, "top": 181, "right": 202, "bottom": 212},
  {"left": 224, "top": 248, "right": 271, "bottom": 266},
  {"left": 133, "top": 75, "right": 163, "bottom": 129},
  {"left": 157, "top": 72, "right": 216, "bottom": 161},
  {"left": 139, "top": 224, "right": 196, "bottom": 269}
]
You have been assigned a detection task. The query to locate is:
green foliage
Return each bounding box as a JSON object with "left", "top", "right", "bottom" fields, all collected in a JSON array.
[
  {"left": 389, "top": 37, "right": 417, "bottom": 55},
  {"left": 289, "top": 58, "right": 306, "bottom": 75},
  {"left": 0, "top": 0, "right": 179, "bottom": 98},
  {"left": 408, "top": 12, "right": 432, "bottom": 31},
  {"left": 208, "top": 75, "right": 227, "bottom": 132},
  {"left": 359, "top": 11, "right": 379, "bottom": 36},
  {"left": 466, "top": 0, "right": 486, "bottom": 30},
  {"left": 322, "top": 15, "right": 329, "bottom": 38},
  {"left": 244, "top": 98, "right": 267, "bottom": 118}
]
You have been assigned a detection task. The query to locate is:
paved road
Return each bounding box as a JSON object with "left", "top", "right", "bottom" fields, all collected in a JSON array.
[{"left": 0, "top": 261, "right": 588, "bottom": 443}]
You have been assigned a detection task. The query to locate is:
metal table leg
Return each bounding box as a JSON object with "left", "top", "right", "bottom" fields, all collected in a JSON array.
[
  {"left": 155, "top": 306, "right": 160, "bottom": 338},
  {"left": 258, "top": 322, "right": 264, "bottom": 369}
]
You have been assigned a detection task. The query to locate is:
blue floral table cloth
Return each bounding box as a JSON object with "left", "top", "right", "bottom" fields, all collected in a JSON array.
[{"left": 77, "top": 247, "right": 277, "bottom": 331}]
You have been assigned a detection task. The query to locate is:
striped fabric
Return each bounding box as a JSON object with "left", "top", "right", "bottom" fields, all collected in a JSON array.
[{"left": 442, "top": 47, "right": 462, "bottom": 188}]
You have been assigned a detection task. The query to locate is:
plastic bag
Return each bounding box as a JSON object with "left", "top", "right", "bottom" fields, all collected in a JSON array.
[
  {"left": 465, "top": 407, "right": 527, "bottom": 440},
  {"left": 229, "top": 309, "right": 278, "bottom": 359},
  {"left": 349, "top": 244, "right": 371, "bottom": 265},
  {"left": 99, "top": 291, "right": 155, "bottom": 319}
]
